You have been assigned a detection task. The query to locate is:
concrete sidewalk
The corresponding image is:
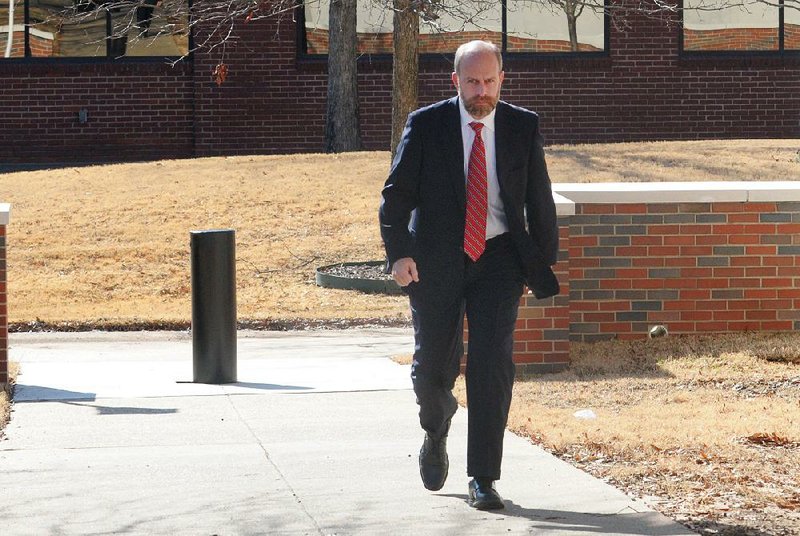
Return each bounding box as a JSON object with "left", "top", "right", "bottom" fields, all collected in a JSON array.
[{"left": 0, "top": 329, "right": 695, "bottom": 535}]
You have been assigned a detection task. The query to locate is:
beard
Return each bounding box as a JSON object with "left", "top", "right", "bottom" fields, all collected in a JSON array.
[{"left": 463, "top": 94, "right": 499, "bottom": 119}]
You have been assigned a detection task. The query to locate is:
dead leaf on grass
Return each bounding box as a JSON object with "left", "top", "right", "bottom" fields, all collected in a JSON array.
[
  {"left": 774, "top": 495, "right": 800, "bottom": 511},
  {"left": 744, "top": 432, "right": 798, "bottom": 448}
]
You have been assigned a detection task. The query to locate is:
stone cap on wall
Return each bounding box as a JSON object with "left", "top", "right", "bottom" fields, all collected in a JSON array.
[
  {"left": 553, "top": 192, "right": 575, "bottom": 216},
  {"left": 0, "top": 203, "right": 9, "bottom": 225},
  {"left": 553, "top": 182, "right": 800, "bottom": 204}
]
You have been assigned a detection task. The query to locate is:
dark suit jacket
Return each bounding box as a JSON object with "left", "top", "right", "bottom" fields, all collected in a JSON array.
[{"left": 379, "top": 97, "right": 560, "bottom": 299}]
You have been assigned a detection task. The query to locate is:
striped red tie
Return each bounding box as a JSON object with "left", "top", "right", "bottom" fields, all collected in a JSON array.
[{"left": 464, "top": 122, "right": 487, "bottom": 261}]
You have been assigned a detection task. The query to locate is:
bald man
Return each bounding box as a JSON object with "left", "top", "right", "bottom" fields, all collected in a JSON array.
[{"left": 380, "top": 40, "right": 559, "bottom": 509}]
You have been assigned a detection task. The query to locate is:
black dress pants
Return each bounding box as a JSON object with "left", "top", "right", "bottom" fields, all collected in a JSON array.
[{"left": 408, "top": 233, "right": 525, "bottom": 480}]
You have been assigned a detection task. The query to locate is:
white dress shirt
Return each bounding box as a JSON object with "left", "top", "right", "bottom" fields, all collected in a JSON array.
[{"left": 458, "top": 98, "right": 509, "bottom": 240}]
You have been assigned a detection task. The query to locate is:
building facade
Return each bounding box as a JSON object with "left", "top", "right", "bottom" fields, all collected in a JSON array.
[{"left": 1, "top": 0, "right": 798, "bottom": 165}]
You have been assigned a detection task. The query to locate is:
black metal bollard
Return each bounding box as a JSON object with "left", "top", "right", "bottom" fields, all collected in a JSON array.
[{"left": 191, "top": 229, "right": 237, "bottom": 384}]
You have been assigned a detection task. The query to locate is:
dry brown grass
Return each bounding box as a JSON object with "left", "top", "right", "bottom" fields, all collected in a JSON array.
[
  {"left": 0, "top": 140, "right": 798, "bottom": 327},
  {"left": 1, "top": 153, "right": 406, "bottom": 326},
  {"left": 459, "top": 332, "right": 800, "bottom": 535},
  {"left": 547, "top": 139, "right": 800, "bottom": 182}
]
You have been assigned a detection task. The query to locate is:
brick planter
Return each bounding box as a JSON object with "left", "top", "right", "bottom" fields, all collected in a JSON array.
[
  {"left": 503, "top": 183, "right": 800, "bottom": 373},
  {"left": 0, "top": 204, "right": 8, "bottom": 386}
]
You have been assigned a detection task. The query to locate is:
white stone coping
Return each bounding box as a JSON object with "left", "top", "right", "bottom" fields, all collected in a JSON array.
[
  {"left": 0, "top": 203, "right": 9, "bottom": 226},
  {"left": 553, "top": 192, "right": 576, "bottom": 216},
  {"left": 553, "top": 182, "right": 800, "bottom": 204}
]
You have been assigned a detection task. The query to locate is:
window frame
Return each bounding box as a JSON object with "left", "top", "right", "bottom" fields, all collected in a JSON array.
[
  {"left": 2, "top": 0, "right": 193, "bottom": 63},
  {"left": 297, "top": 0, "right": 611, "bottom": 61},
  {"left": 679, "top": 0, "right": 800, "bottom": 56}
]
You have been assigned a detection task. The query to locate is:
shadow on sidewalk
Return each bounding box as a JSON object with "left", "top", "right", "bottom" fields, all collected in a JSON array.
[{"left": 439, "top": 494, "right": 691, "bottom": 535}]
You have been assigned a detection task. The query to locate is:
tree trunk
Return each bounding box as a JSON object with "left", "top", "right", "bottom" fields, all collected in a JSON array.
[
  {"left": 566, "top": 0, "right": 579, "bottom": 52},
  {"left": 390, "top": 0, "right": 419, "bottom": 159},
  {"left": 325, "top": 0, "right": 362, "bottom": 153},
  {"left": 567, "top": 15, "right": 579, "bottom": 51}
]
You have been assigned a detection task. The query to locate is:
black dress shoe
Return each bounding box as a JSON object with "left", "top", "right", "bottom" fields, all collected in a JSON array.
[
  {"left": 419, "top": 431, "right": 449, "bottom": 491},
  {"left": 468, "top": 478, "right": 504, "bottom": 510}
]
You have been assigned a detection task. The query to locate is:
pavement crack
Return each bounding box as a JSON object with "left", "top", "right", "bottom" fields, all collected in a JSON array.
[{"left": 224, "top": 393, "right": 326, "bottom": 536}]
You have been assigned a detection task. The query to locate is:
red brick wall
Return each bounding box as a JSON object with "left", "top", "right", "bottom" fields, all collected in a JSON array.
[
  {"left": 306, "top": 29, "right": 601, "bottom": 55},
  {"left": 0, "top": 62, "right": 194, "bottom": 163},
  {"left": 566, "top": 200, "right": 800, "bottom": 341},
  {"left": 685, "top": 23, "right": 800, "bottom": 51},
  {"left": 0, "top": 30, "right": 25, "bottom": 57},
  {"left": 1, "top": 2, "right": 798, "bottom": 163},
  {"left": 513, "top": 217, "right": 571, "bottom": 373},
  {"left": 684, "top": 27, "right": 778, "bottom": 51},
  {"left": 505, "top": 187, "right": 800, "bottom": 373},
  {"left": 29, "top": 34, "right": 54, "bottom": 57},
  {"left": 786, "top": 23, "right": 800, "bottom": 49},
  {"left": 0, "top": 223, "right": 6, "bottom": 385}
]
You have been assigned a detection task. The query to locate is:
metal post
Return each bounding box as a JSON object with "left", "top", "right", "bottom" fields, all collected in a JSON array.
[{"left": 191, "top": 229, "right": 237, "bottom": 384}]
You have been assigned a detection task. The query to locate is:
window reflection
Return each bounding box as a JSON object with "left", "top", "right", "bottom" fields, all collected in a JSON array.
[
  {"left": 419, "top": 1, "right": 502, "bottom": 53},
  {"left": 304, "top": 0, "right": 601, "bottom": 55},
  {"left": 786, "top": 4, "right": 799, "bottom": 50},
  {"left": 1, "top": 0, "right": 26, "bottom": 57},
  {"left": 5, "top": 0, "right": 189, "bottom": 58},
  {"left": 305, "top": 0, "right": 394, "bottom": 54},
  {"left": 507, "top": 0, "right": 605, "bottom": 52},
  {"left": 684, "top": 0, "right": 778, "bottom": 51}
]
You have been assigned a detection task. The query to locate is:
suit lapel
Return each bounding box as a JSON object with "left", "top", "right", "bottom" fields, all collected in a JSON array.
[
  {"left": 493, "top": 101, "right": 515, "bottom": 199},
  {"left": 442, "top": 97, "right": 466, "bottom": 212}
]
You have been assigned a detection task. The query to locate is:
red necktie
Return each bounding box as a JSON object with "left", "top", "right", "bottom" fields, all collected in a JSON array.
[{"left": 464, "top": 122, "right": 487, "bottom": 262}]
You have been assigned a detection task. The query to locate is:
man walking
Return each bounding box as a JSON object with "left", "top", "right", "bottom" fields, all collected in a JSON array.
[{"left": 379, "top": 40, "right": 560, "bottom": 510}]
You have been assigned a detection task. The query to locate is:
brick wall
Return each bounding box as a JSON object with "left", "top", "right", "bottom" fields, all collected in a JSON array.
[
  {"left": 787, "top": 23, "right": 800, "bottom": 49},
  {"left": 685, "top": 24, "right": 800, "bottom": 52},
  {"left": 684, "top": 27, "right": 778, "bottom": 51},
  {"left": 512, "top": 215, "right": 572, "bottom": 374},
  {"left": 306, "top": 29, "right": 601, "bottom": 55},
  {"left": 509, "top": 183, "right": 800, "bottom": 373},
  {"left": 0, "top": 206, "right": 8, "bottom": 386},
  {"left": 0, "top": 30, "right": 25, "bottom": 57},
  {"left": 0, "top": 61, "right": 194, "bottom": 164},
  {"left": 1, "top": 1, "right": 798, "bottom": 163}
]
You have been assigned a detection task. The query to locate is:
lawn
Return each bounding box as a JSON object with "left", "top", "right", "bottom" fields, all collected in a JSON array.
[
  {"left": 1, "top": 140, "right": 799, "bottom": 534},
  {"left": 506, "top": 333, "right": 800, "bottom": 536},
  {"left": 0, "top": 139, "right": 797, "bottom": 328}
]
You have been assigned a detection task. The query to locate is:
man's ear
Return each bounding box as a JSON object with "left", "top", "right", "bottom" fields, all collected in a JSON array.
[
  {"left": 451, "top": 72, "right": 459, "bottom": 90},
  {"left": 499, "top": 71, "right": 505, "bottom": 85}
]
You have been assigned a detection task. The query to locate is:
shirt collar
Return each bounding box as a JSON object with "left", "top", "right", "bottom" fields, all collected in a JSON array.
[{"left": 458, "top": 97, "right": 496, "bottom": 134}]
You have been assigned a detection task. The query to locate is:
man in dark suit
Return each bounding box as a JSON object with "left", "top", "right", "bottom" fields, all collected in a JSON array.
[{"left": 379, "top": 40, "right": 560, "bottom": 510}]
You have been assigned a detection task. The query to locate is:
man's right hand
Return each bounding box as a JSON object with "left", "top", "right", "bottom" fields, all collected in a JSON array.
[{"left": 391, "top": 257, "right": 419, "bottom": 287}]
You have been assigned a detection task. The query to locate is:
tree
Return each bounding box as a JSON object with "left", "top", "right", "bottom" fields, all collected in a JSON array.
[
  {"left": 550, "top": 0, "right": 586, "bottom": 51},
  {"left": 390, "top": 0, "right": 419, "bottom": 160},
  {"left": 325, "top": 0, "right": 363, "bottom": 152}
]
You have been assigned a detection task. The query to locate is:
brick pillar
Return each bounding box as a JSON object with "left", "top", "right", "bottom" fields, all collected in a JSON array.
[
  {"left": 513, "top": 217, "right": 571, "bottom": 375},
  {"left": 0, "top": 205, "right": 8, "bottom": 386},
  {"left": 464, "top": 197, "right": 574, "bottom": 375}
]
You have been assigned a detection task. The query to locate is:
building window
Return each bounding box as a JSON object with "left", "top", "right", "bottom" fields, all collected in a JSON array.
[
  {"left": 682, "top": 0, "right": 796, "bottom": 53},
  {"left": 1, "top": 0, "right": 190, "bottom": 59},
  {"left": 301, "top": 0, "right": 608, "bottom": 56},
  {"left": 506, "top": 0, "right": 605, "bottom": 52}
]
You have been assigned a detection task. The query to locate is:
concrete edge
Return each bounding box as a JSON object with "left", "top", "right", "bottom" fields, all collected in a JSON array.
[
  {"left": 553, "top": 181, "right": 800, "bottom": 204},
  {"left": 8, "top": 327, "right": 413, "bottom": 344},
  {"left": 0, "top": 203, "right": 9, "bottom": 225},
  {"left": 553, "top": 192, "right": 576, "bottom": 216}
]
